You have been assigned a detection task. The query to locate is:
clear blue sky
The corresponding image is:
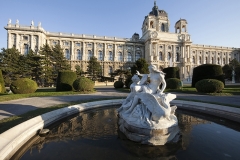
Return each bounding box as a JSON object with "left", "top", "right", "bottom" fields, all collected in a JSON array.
[{"left": 0, "top": 0, "right": 239, "bottom": 48}]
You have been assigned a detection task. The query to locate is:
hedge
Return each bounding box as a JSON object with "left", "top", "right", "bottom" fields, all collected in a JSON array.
[
  {"left": 10, "top": 78, "right": 38, "bottom": 94},
  {"left": 166, "top": 78, "right": 182, "bottom": 89},
  {"left": 195, "top": 79, "right": 224, "bottom": 93},
  {"left": 56, "top": 70, "right": 77, "bottom": 91},
  {"left": 114, "top": 81, "right": 124, "bottom": 88},
  {"left": 0, "top": 70, "right": 5, "bottom": 93},
  {"left": 73, "top": 77, "right": 94, "bottom": 91},
  {"left": 163, "top": 67, "right": 180, "bottom": 79},
  {"left": 192, "top": 64, "right": 225, "bottom": 87}
]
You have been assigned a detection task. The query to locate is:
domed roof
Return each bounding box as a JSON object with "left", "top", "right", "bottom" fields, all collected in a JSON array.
[
  {"left": 175, "top": 19, "right": 187, "bottom": 25},
  {"left": 149, "top": 10, "right": 168, "bottom": 17},
  {"left": 149, "top": 1, "right": 168, "bottom": 17}
]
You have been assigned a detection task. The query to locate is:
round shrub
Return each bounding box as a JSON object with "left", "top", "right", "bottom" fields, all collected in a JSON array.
[
  {"left": 0, "top": 70, "right": 5, "bottom": 93},
  {"left": 192, "top": 64, "right": 225, "bottom": 87},
  {"left": 56, "top": 70, "right": 77, "bottom": 91},
  {"left": 114, "top": 81, "right": 124, "bottom": 88},
  {"left": 166, "top": 78, "right": 182, "bottom": 89},
  {"left": 73, "top": 77, "right": 94, "bottom": 91},
  {"left": 10, "top": 78, "right": 38, "bottom": 94},
  {"left": 195, "top": 79, "right": 224, "bottom": 93}
]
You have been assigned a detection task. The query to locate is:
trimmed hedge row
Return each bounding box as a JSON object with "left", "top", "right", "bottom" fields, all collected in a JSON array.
[
  {"left": 10, "top": 78, "right": 38, "bottom": 94},
  {"left": 0, "top": 70, "right": 5, "bottom": 93},
  {"left": 56, "top": 71, "right": 77, "bottom": 91},
  {"left": 192, "top": 64, "right": 225, "bottom": 87},
  {"left": 195, "top": 79, "right": 224, "bottom": 93}
]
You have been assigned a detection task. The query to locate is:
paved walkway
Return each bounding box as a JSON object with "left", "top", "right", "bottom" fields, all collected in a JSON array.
[{"left": 0, "top": 86, "right": 240, "bottom": 120}]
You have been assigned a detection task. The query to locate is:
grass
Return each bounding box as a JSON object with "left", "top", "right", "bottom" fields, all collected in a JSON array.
[
  {"left": 0, "top": 98, "right": 118, "bottom": 134},
  {"left": 0, "top": 88, "right": 95, "bottom": 102}
]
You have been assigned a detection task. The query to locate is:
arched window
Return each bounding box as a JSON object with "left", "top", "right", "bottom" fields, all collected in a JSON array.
[
  {"left": 118, "top": 52, "right": 123, "bottom": 62},
  {"left": 127, "top": 52, "right": 132, "bottom": 62},
  {"left": 159, "top": 52, "right": 163, "bottom": 60},
  {"left": 199, "top": 56, "right": 201, "bottom": 64},
  {"left": 76, "top": 49, "right": 82, "bottom": 60},
  {"left": 211, "top": 57, "right": 214, "bottom": 64},
  {"left": 135, "top": 52, "right": 141, "bottom": 60},
  {"left": 176, "top": 53, "right": 180, "bottom": 62},
  {"left": 109, "top": 51, "right": 113, "bottom": 61},
  {"left": 204, "top": 57, "right": 207, "bottom": 64},
  {"left": 229, "top": 58, "right": 231, "bottom": 63},
  {"left": 168, "top": 52, "right": 171, "bottom": 60},
  {"left": 161, "top": 23, "right": 165, "bottom": 32},
  {"left": 98, "top": 50, "right": 103, "bottom": 61},
  {"left": 192, "top": 56, "right": 195, "bottom": 64},
  {"left": 223, "top": 58, "right": 225, "bottom": 65},
  {"left": 87, "top": 50, "right": 92, "bottom": 60},
  {"left": 217, "top": 58, "right": 220, "bottom": 64},
  {"left": 150, "top": 21, "right": 154, "bottom": 28},
  {"left": 24, "top": 44, "right": 28, "bottom": 55},
  {"left": 108, "top": 66, "right": 113, "bottom": 74},
  {"left": 65, "top": 49, "right": 70, "bottom": 60}
]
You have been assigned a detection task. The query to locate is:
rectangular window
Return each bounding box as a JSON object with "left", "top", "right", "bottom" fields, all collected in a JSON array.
[
  {"left": 108, "top": 45, "right": 112, "bottom": 49},
  {"left": 87, "top": 43, "right": 92, "bottom": 48},
  {"left": 118, "top": 45, "right": 122, "bottom": 49},
  {"left": 65, "top": 42, "right": 69, "bottom": 46},
  {"left": 76, "top": 43, "right": 80, "bottom": 47},
  {"left": 23, "top": 36, "right": 28, "bottom": 41}
]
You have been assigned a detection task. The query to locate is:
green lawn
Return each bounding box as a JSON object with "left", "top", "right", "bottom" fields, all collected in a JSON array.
[{"left": 0, "top": 88, "right": 95, "bottom": 102}]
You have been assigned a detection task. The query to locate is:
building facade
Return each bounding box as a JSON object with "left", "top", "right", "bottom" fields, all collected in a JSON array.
[{"left": 4, "top": 2, "right": 240, "bottom": 80}]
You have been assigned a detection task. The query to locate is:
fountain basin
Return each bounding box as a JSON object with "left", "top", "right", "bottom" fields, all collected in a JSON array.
[{"left": 0, "top": 99, "right": 240, "bottom": 159}]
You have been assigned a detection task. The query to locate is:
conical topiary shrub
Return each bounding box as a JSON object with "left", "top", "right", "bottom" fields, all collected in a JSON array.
[{"left": 0, "top": 70, "right": 6, "bottom": 93}]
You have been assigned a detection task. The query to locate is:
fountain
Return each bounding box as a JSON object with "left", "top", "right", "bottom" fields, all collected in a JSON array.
[{"left": 118, "top": 65, "right": 180, "bottom": 145}]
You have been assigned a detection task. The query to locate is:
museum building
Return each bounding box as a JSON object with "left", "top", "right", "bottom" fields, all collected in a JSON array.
[{"left": 4, "top": 2, "right": 240, "bottom": 80}]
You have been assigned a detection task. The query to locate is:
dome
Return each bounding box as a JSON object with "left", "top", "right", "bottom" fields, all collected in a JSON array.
[
  {"left": 149, "top": 1, "right": 168, "bottom": 17},
  {"left": 175, "top": 19, "right": 187, "bottom": 25},
  {"left": 149, "top": 10, "right": 168, "bottom": 17}
]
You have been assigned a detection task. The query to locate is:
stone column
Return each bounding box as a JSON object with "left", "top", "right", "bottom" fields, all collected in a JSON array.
[
  {"left": 82, "top": 42, "right": 85, "bottom": 61},
  {"left": 173, "top": 45, "right": 176, "bottom": 63},
  {"left": 16, "top": 34, "right": 20, "bottom": 51},
  {"left": 133, "top": 45, "right": 136, "bottom": 62},
  {"left": 71, "top": 41, "right": 74, "bottom": 60},
  {"left": 7, "top": 33, "right": 11, "bottom": 48},
  {"left": 93, "top": 42, "right": 96, "bottom": 57},
  {"left": 149, "top": 42, "right": 153, "bottom": 61},
  {"left": 114, "top": 44, "right": 117, "bottom": 61},
  {"left": 30, "top": 35, "right": 34, "bottom": 51},
  {"left": 104, "top": 43, "right": 107, "bottom": 61}
]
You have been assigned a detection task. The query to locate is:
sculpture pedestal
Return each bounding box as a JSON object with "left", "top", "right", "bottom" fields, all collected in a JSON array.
[{"left": 118, "top": 115, "right": 180, "bottom": 145}]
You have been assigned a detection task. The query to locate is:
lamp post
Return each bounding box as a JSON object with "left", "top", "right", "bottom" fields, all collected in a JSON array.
[{"left": 232, "top": 68, "right": 235, "bottom": 83}]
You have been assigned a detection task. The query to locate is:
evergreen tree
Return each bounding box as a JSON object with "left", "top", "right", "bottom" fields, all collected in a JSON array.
[
  {"left": 0, "top": 47, "right": 21, "bottom": 86},
  {"left": 25, "top": 49, "right": 44, "bottom": 85},
  {"left": 52, "top": 44, "right": 70, "bottom": 73},
  {"left": 87, "top": 56, "right": 102, "bottom": 81},
  {"left": 39, "top": 44, "right": 54, "bottom": 86},
  {"left": 75, "top": 64, "right": 84, "bottom": 77},
  {"left": 131, "top": 58, "right": 149, "bottom": 75}
]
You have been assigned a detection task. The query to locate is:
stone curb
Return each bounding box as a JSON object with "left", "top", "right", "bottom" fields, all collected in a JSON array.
[
  {"left": 0, "top": 99, "right": 239, "bottom": 160},
  {"left": 172, "top": 100, "right": 240, "bottom": 123},
  {"left": 0, "top": 99, "right": 122, "bottom": 160}
]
